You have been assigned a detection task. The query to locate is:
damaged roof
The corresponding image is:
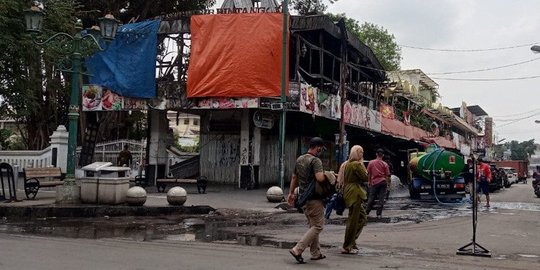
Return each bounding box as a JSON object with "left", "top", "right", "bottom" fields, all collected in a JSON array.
[
  {"left": 290, "top": 15, "right": 386, "bottom": 81},
  {"left": 221, "top": 0, "right": 278, "bottom": 9},
  {"left": 394, "top": 69, "right": 438, "bottom": 89},
  {"left": 452, "top": 105, "right": 489, "bottom": 117},
  {"left": 467, "top": 105, "right": 489, "bottom": 117}
]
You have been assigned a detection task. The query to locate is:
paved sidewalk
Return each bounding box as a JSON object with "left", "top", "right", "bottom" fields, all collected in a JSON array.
[{"left": 0, "top": 184, "right": 288, "bottom": 218}]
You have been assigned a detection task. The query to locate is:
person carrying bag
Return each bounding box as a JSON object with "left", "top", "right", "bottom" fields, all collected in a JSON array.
[{"left": 287, "top": 137, "right": 328, "bottom": 264}]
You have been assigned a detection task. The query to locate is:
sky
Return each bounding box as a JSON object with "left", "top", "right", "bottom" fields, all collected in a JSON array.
[
  {"left": 213, "top": 0, "right": 540, "bottom": 143},
  {"left": 326, "top": 0, "right": 540, "bottom": 144}
]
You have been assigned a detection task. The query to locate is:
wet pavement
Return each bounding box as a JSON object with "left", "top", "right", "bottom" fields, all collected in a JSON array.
[
  {"left": 2, "top": 184, "right": 539, "bottom": 270},
  {"left": 3, "top": 195, "right": 539, "bottom": 251},
  {"left": 1, "top": 183, "right": 539, "bottom": 255}
]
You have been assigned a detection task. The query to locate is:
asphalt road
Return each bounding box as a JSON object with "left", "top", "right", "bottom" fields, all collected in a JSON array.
[
  {"left": 491, "top": 181, "right": 536, "bottom": 203},
  {"left": 0, "top": 183, "right": 538, "bottom": 270}
]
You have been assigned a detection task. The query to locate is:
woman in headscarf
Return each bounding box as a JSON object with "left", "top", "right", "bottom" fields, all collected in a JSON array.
[{"left": 336, "top": 145, "right": 368, "bottom": 254}]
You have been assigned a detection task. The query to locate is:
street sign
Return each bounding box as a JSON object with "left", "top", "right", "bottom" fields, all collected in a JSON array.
[{"left": 253, "top": 110, "right": 274, "bottom": 129}]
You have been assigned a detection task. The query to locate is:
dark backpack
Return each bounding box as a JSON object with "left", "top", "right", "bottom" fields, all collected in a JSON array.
[{"left": 294, "top": 156, "right": 335, "bottom": 211}]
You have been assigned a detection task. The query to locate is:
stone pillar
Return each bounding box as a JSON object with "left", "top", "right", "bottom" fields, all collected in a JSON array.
[
  {"left": 252, "top": 127, "right": 261, "bottom": 165},
  {"left": 240, "top": 110, "right": 250, "bottom": 166},
  {"left": 147, "top": 110, "right": 170, "bottom": 185},
  {"left": 251, "top": 126, "right": 261, "bottom": 189},
  {"left": 49, "top": 125, "right": 69, "bottom": 173},
  {"left": 239, "top": 109, "right": 250, "bottom": 188}
]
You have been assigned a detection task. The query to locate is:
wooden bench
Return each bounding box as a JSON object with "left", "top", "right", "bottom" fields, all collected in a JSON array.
[
  {"left": 23, "top": 167, "right": 65, "bottom": 199},
  {"left": 131, "top": 174, "right": 148, "bottom": 187},
  {"left": 156, "top": 176, "right": 207, "bottom": 194}
]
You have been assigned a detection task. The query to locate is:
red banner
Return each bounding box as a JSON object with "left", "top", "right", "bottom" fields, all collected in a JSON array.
[{"left": 187, "top": 13, "right": 288, "bottom": 97}]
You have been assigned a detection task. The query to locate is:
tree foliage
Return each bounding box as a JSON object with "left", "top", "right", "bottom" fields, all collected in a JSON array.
[
  {"left": 0, "top": 0, "right": 76, "bottom": 150},
  {"left": 328, "top": 13, "right": 401, "bottom": 71},
  {"left": 77, "top": 0, "right": 214, "bottom": 27},
  {"left": 291, "top": 0, "right": 338, "bottom": 15},
  {"left": 508, "top": 139, "right": 536, "bottom": 160},
  {"left": 0, "top": 0, "right": 214, "bottom": 149}
]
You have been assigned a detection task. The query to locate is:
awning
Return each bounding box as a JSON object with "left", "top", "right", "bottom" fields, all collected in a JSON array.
[{"left": 381, "top": 118, "right": 456, "bottom": 149}]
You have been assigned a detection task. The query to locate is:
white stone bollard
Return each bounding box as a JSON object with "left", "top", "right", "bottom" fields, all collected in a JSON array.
[
  {"left": 266, "top": 186, "right": 284, "bottom": 202},
  {"left": 126, "top": 186, "right": 147, "bottom": 206},
  {"left": 167, "top": 186, "right": 187, "bottom": 205}
]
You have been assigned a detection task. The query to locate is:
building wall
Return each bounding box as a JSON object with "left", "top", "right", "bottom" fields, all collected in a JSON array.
[
  {"left": 197, "top": 109, "right": 299, "bottom": 186},
  {"left": 198, "top": 110, "right": 241, "bottom": 184},
  {"left": 259, "top": 135, "right": 298, "bottom": 186},
  {"left": 199, "top": 133, "right": 240, "bottom": 184},
  {"left": 167, "top": 111, "right": 200, "bottom": 146},
  {"left": 0, "top": 119, "right": 17, "bottom": 131}
]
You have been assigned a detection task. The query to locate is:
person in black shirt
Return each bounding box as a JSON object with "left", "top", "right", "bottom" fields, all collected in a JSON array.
[{"left": 462, "top": 159, "right": 474, "bottom": 200}]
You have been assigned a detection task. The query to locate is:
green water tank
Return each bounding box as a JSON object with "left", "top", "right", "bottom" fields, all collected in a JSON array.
[{"left": 416, "top": 149, "right": 464, "bottom": 179}]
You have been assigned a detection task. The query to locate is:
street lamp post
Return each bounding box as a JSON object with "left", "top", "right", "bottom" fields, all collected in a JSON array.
[
  {"left": 278, "top": 0, "right": 289, "bottom": 190},
  {"left": 24, "top": 2, "right": 119, "bottom": 203}
]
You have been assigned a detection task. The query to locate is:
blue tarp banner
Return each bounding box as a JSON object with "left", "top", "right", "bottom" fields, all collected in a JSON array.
[{"left": 86, "top": 20, "right": 160, "bottom": 98}]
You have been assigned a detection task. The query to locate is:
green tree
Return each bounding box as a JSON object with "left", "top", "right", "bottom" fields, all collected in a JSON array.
[
  {"left": 291, "top": 0, "right": 338, "bottom": 15},
  {"left": 0, "top": 128, "right": 14, "bottom": 150},
  {"left": 0, "top": 0, "right": 75, "bottom": 150},
  {"left": 509, "top": 139, "right": 536, "bottom": 160},
  {"left": 492, "top": 143, "right": 507, "bottom": 161},
  {"left": 328, "top": 13, "right": 401, "bottom": 71},
  {"left": 0, "top": 0, "right": 214, "bottom": 149}
]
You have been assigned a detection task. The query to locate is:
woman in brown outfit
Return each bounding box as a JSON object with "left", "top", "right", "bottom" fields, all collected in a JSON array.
[{"left": 336, "top": 145, "right": 368, "bottom": 254}]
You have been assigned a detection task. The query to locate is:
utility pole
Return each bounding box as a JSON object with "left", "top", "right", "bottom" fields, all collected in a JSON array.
[
  {"left": 278, "top": 0, "right": 289, "bottom": 189},
  {"left": 337, "top": 18, "right": 348, "bottom": 164}
]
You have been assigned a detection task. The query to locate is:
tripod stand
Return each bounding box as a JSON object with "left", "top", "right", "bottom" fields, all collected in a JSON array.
[{"left": 457, "top": 157, "right": 491, "bottom": 257}]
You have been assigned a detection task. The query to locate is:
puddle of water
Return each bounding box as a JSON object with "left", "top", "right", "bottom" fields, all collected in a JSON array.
[
  {"left": 518, "top": 254, "right": 539, "bottom": 258},
  {"left": 165, "top": 233, "right": 196, "bottom": 242},
  {"left": 491, "top": 202, "right": 540, "bottom": 211},
  {"left": 0, "top": 215, "right": 302, "bottom": 249},
  {"left": 2, "top": 199, "right": 536, "bottom": 250}
]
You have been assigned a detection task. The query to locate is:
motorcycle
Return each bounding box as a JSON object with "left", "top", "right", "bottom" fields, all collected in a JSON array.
[{"left": 533, "top": 177, "right": 540, "bottom": 198}]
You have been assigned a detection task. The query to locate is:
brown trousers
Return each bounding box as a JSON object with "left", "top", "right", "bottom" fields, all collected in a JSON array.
[{"left": 293, "top": 199, "right": 324, "bottom": 257}]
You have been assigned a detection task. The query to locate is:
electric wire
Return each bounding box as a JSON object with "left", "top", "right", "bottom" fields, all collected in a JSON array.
[
  {"left": 496, "top": 112, "right": 540, "bottom": 128},
  {"left": 355, "top": 63, "right": 540, "bottom": 80},
  {"left": 494, "top": 110, "right": 540, "bottom": 122},
  {"left": 494, "top": 112, "right": 540, "bottom": 122},
  {"left": 431, "top": 75, "right": 540, "bottom": 81},
  {"left": 497, "top": 129, "right": 539, "bottom": 135},
  {"left": 425, "top": 58, "right": 540, "bottom": 75},
  {"left": 492, "top": 107, "right": 540, "bottom": 118},
  {"left": 400, "top": 42, "right": 540, "bottom": 52}
]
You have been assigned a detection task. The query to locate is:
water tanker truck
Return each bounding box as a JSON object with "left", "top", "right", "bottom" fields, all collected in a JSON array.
[{"left": 408, "top": 147, "right": 466, "bottom": 201}]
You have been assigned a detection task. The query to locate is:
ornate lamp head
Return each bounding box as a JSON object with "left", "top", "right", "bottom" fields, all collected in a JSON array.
[
  {"left": 98, "top": 14, "right": 120, "bottom": 40},
  {"left": 24, "top": 2, "right": 44, "bottom": 33}
]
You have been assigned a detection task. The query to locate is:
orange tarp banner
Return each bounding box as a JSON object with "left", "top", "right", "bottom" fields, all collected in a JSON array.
[{"left": 187, "top": 13, "right": 288, "bottom": 98}]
